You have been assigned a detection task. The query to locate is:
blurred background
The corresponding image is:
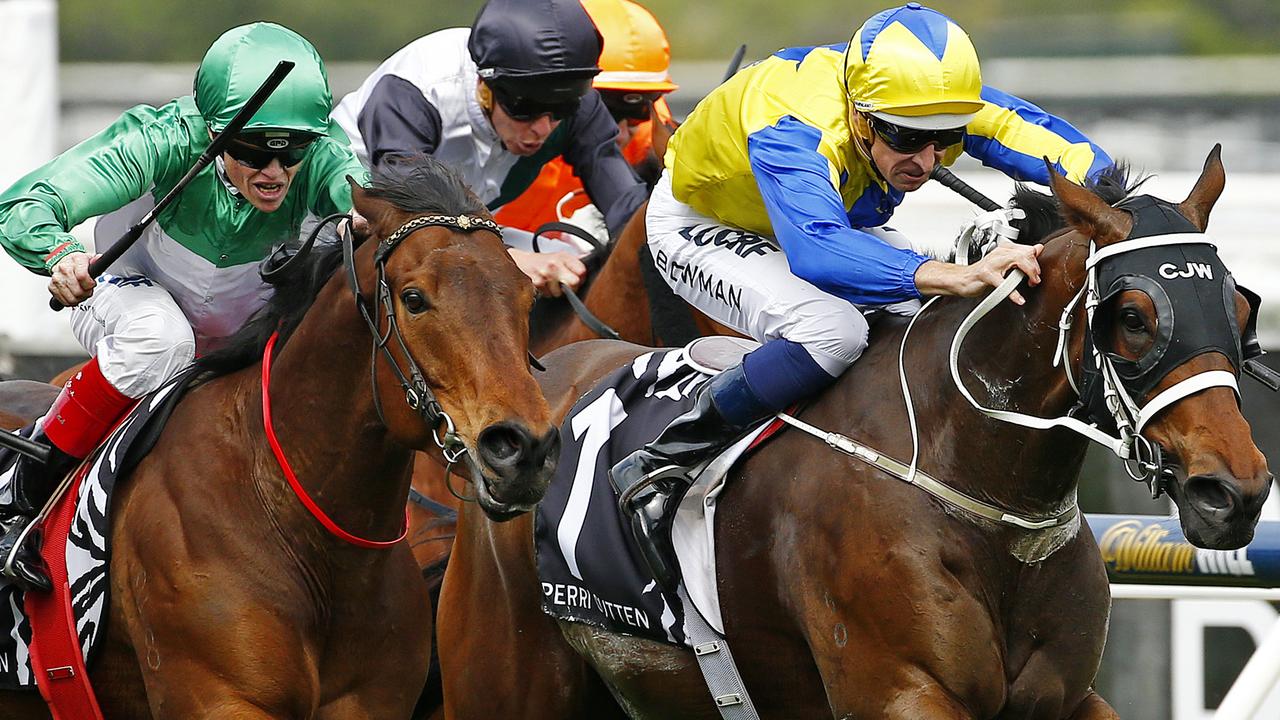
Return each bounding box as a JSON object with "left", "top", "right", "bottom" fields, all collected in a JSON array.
[{"left": 3, "top": 1, "right": 1280, "bottom": 718}]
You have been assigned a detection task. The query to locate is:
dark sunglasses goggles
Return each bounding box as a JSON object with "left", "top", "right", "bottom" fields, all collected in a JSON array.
[
  {"left": 225, "top": 136, "right": 315, "bottom": 170},
  {"left": 491, "top": 87, "right": 580, "bottom": 122},
  {"left": 867, "top": 115, "right": 965, "bottom": 154},
  {"left": 600, "top": 91, "right": 661, "bottom": 123}
]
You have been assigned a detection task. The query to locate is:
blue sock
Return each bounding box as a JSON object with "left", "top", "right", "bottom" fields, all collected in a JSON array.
[{"left": 711, "top": 339, "right": 837, "bottom": 426}]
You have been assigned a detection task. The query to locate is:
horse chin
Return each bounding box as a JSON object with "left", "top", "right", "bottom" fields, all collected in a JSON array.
[
  {"left": 1167, "top": 478, "right": 1260, "bottom": 550},
  {"left": 468, "top": 457, "right": 536, "bottom": 522}
]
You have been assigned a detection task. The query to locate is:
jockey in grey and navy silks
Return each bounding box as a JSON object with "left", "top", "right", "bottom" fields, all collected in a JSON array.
[{"left": 331, "top": 0, "right": 647, "bottom": 237}]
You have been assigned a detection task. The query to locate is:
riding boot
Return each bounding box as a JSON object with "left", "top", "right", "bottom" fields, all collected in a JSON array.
[
  {"left": 0, "top": 426, "right": 77, "bottom": 593},
  {"left": 610, "top": 363, "right": 773, "bottom": 588},
  {"left": 0, "top": 358, "right": 133, "bottom": 592}
]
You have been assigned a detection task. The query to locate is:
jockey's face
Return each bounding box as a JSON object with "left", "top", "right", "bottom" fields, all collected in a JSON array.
[
  {"left": 221, "top": 139, "right": 300, "bottom": 213},
  {"left": 869, "top": 134, "right": 947, "bottom": 193},
  {"left": 486, "top": 91, "right": 562, "bottom": 157}
]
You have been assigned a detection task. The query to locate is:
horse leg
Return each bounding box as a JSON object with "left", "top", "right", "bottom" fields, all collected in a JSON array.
[
  {"left": 439, "top": 512, "right": 619, "bottom": 719},
  {"left": 1065, "top": 692, "right": 1119, "bottom": 720}
]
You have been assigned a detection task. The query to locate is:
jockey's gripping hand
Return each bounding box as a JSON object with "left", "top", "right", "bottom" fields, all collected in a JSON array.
[
  {"left": 509, "top": 248, "right": 587, "bottom": 298},
  {"left": 48, "top": 251, "right": 100, "bottom": 307},
  {"left": 914, "top": 242, "right": 1044, "bottom": 306}
]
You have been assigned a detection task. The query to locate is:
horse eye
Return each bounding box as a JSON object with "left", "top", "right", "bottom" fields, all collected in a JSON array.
[
  {"left": 400, "top": 288, "right": 430, "bottom": 314},
  {"left": 1120, "top": 308, "right": 1146, "bottom": 333}
]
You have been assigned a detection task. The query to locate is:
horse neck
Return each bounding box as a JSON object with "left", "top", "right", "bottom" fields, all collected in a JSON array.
[
  {"left": 814, "top": 239, "right": 1093, "bottom": 517},
  {"left": 255, "top": 266, "right": 414, "bottom": 554}
]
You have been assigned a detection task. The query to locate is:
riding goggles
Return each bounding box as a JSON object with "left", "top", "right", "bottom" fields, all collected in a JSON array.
[
  {"left": 601, "top": 91, "right": 662, "bottom": 123},
  {"left": 867, "top": 115, "right": 966, "bottom": 154},
  {"left": 225, "top": 133, "right": 317, "bottom": 170},
  {"left": 490, "top": 84, "right": 582, "bottom": 122}
]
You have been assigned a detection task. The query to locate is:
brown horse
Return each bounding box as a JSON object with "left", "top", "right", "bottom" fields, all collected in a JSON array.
[
  {"left": 405, "top": 113, "right": 731, "bottom": 574},
  {"left": 0, "top": 156, "right": 557, "bottom": 718},
  {"left": 436, "top": 148, "right": 1271, "bottom": 719}
]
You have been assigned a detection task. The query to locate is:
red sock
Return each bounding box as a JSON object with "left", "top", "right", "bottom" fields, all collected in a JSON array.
[{"left": 42, "top": 358, "right": 135, "bottom": 459}]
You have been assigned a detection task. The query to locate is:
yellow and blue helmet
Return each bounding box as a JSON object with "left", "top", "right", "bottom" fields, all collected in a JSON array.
[{"left": 845, "top": 3, "right": 983, "bottom": 130}]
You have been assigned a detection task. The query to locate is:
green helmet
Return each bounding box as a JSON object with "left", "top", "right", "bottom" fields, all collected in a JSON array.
[{"left": 194, "top": 22, "right": 332, "bottom": 138}]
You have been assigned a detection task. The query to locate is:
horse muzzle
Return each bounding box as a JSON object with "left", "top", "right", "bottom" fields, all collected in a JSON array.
[
  {"left": 470, "top": 421, "right": 560, "bottom": 520},
  {"left": 1171, "top": 470, "right": 1273, "bottom": 549}
]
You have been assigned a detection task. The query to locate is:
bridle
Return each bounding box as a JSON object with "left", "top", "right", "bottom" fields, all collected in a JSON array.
[
  {"left": 952, "top": 195, "right": 1274, "bottom": 499},
  {"left": 259, "top": 210, "right": 503, "bottom": 547},
  {"left": 336, "top": 212, "right": 505, "bottom": 467}
]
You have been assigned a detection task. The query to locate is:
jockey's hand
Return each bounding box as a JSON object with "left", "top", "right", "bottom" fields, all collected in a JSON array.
[
  {"left": 965, "top": 242, "right": 1044, "bottom": 305},
  {"left": 914, "top": 243, "right": 1044, "bottom": 305},
  {"left": 954, "top": 207, "right": 1026, "bottom": 264},
  {"left": 348, "top": 208, "right": 369, "bottom": 239},
  {"left": 48, "top": 251, "right": 99, "bottom": 307},
  {"left": 508, "top": 248, "right": 587, "bottom": 298}
]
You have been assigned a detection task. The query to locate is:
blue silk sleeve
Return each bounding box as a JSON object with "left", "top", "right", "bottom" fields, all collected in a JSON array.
[
  {"left": 964, "top": 86, "right": 1113, "bottom": 184},
  {"left": 747, "top": 116, "right": 927, "bottom": 305}
]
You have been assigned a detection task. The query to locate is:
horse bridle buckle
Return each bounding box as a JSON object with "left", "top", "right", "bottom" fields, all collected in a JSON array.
[{"left": 1124, "top": 434, "right": 1170, "bottom": 499}]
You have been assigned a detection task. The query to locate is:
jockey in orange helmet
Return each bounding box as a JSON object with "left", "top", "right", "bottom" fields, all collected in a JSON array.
[{"left": 493, "top": 0, "right": 678, "bottom": 239}]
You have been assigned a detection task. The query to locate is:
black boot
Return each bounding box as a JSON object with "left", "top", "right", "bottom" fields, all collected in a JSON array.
[
  {"left": 609, "top": 364, "right": 771, "bottom": 588},
  {"left": 0, "top": 426, "right": 76, "bottom": 592}
]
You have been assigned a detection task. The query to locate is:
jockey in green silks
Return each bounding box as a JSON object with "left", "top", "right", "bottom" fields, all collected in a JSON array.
[{"left": 0, "top": 22, "right": 368, "bottom": 592}]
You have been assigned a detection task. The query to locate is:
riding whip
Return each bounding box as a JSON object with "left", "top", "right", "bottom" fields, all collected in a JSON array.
[
  {"left": 722, "top": 44, "right": 747, "bottom": 83},
  {"left": 0, "top": 429, "right": 52, "bottom": 464},
  {"left": 929, "top": 165, "right": 1000, "bottom": 212},
  {"left": 50, "top": 60, "right": 297, "bottom": 311}
]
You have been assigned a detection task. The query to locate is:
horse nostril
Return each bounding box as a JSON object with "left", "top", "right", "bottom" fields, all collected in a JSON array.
[
  {"left": 478, "top": 423, "right": 528, "bottom": 468},
  {"left": 535, "top": 427, "right": 560, "bottom": 462},
  {"left": 1185, "top": 474, "right": 1242, "bottom": 517}
]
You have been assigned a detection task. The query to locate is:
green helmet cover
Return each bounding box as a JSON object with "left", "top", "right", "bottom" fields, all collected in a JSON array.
[{"left": 194, "top": 22, "right": 332, "bottom": 136}]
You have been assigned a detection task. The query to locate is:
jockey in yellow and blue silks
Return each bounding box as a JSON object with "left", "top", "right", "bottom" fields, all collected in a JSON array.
[{"left": 610, "top": 3, "right": 1113, "bottom": 587}]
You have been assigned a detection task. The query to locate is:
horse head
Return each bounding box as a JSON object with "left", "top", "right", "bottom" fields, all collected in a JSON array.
[
  {"left": 1046, "top": 146, "right": 1271, "bottom": 548},
  {"left": 348, "top": 162, "right": 559, "bottom": 521}
]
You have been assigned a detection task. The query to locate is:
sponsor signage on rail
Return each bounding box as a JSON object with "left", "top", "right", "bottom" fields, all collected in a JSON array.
[{"left": 1088, "top": 514, "right": 1280, "bottom": 587}]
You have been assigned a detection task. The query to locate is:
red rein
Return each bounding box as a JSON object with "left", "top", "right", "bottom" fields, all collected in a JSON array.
[{"left": 261, "top": 332, "right": 407, "bottom": 549}]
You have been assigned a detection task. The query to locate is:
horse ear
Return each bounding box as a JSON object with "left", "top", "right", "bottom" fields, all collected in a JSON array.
[
  {"left": 1044, "top": 157, "right": 1131, "bottom": 246},
  {"left": 346, "top": 175, "right": 400, "bottom": 237},
  {"left": 650, "top": 103, "right": 673, "bottom": 164},
  {"left": 1178, "top": 144, "right": 1225, "bottom": 232}
]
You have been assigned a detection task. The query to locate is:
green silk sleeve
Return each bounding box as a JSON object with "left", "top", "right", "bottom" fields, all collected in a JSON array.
[
  {"left": 305, "top": 137, "right": 371, "bottom": 218},
  {"left": 0, "top": 103, "right": 186, "bottom": 274}
]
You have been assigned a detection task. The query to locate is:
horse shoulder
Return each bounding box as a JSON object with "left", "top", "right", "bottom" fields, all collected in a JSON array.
[{"left": 537, "top": 340, "right": 652, "bottom": 420}]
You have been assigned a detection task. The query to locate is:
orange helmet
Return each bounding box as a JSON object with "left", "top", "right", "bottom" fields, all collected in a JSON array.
[{"left": 582, "top": 0, "right": 678, "bottom": 93}]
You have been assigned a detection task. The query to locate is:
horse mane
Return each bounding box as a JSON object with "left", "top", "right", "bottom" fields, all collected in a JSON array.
[
  {"left": 1009, "top": 163, "right": 1147, "bottom": 245},
  {"left": 196, "top": 154, "right": 488, "bottom": 377}
]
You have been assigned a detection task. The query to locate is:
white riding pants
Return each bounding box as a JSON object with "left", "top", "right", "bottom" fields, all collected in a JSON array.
[
  {"left": 69, "top": 276, "right": 196, "bottom": 398},
  {"left": 645, "top": 172, "right": 918, "bottom": 376}
]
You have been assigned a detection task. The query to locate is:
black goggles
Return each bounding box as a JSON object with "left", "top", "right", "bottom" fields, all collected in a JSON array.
[
  {"left": 867, "top": 115, "right": 965, "bottom": 154},
  {"left": 600, "top": 91, "right": 661, "bottom": 123},
  {"left": 491, "top": 87, "right": 580, "bottom": 122},
  {"left": 224, "top": 136, "right": 315, "bottom": 170}
]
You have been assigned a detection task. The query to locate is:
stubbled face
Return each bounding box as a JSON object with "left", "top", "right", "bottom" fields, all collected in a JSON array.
[
  {"left": 487, "top": 99, "right": 561, "bottom": 157},
  {"left": 222, "top": 142, "right": 300, "bottom": 212},
  {"left": 869, "top": 137, "right": 946, "bottom": 193}
]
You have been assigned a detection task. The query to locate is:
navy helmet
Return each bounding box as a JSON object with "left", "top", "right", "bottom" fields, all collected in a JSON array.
[{"left": 469, "top": 0, "right": 603, "bottom": 104}]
